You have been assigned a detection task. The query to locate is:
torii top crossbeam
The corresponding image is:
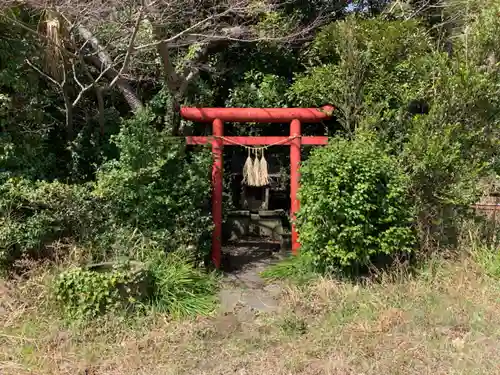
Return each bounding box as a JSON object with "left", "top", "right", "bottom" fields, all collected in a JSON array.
[
  {"left": 181, "top": 106, "right": 334, "bottom": 123},
  {"left": 181, "top": 105, "right": 334, "bottom": 268}
]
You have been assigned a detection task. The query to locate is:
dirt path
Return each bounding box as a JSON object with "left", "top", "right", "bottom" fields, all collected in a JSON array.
[{"left": 218, "top": 240, "right": 285, "bottom": 316}]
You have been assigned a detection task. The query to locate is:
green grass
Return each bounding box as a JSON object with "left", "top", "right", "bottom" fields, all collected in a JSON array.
[
  {"left": 147, "top": 250, "right": 220, "bottom": 318},
  {"left": 469, "top": 240, "right": 500, "bottom": 278},
  {"left": 260, "top": 252, "right": 318, "bottom": 284}
]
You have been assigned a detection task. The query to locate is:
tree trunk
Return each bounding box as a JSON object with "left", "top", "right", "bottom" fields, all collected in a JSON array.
[{"left": 77, "top": 25, "right": 144, "bottom": 113}]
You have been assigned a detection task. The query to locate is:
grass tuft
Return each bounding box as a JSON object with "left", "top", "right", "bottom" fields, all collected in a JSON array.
[
  {"left": 260, "top": 253, "right": 318, "bottom": 284},
  {"left": 147, "top": 249, "right": 220, "bottom": 318},
  {"left": 470, "top": 243, "right": 500, "bottom": 279}
]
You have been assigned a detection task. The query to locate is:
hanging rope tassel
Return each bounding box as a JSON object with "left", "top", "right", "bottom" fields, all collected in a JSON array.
[
  {"left": 242, "top": 148, "right": 255, "bottom": 186},
  {"left": 259, "top": 148, "right": 269, "bottom": 186},
  {"left": 252, "top": 148, "right": 261, "bottom": 186}
]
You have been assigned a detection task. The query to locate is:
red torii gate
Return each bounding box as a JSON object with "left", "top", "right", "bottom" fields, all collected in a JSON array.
[{"left": 181, "top": 106, "right": 334, "bottom": 268}]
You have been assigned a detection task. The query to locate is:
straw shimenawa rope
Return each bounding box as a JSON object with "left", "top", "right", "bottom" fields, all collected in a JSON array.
[
  {"left": 213, "top": 135, "right": 298, "bottom": 187},
  {"left": 38, "top": 10, "right": 66, "bottom": 81},
  {"left": 242, "top": 148, "right": 255, "bottom": 186},
  {"left": 252, "top": 149, "right": 261, "bottom": 186},
  {"left": 258, "top": 148, "right": 269, "bottom": 186}
]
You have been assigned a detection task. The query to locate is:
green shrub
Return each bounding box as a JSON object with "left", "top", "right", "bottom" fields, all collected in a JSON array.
[
  {"left": 0, "top": 178, "right": 98, "bottom": 270},
  {"left": 289, "top": 15, "right": 500, "bottom": 254},
  {"left": 400, "top": 62, "right": 500, "bottom": 250},
  {"left": 0, "top": 109, "right": 213, "bottom": 272},
  {"left": 93, "top": 110, "right": 212, "bottom": 257},
  {"left": 288, "top": 17, "right": 432, "bottom": 135},
  {"left": 52, "top": 250, "right": 219, "bottom": 321},
  {"left": 296, "top": 134, "right": 415, "bottom": 272},
  {"left": 53, "top": 261, "right": 149, "bottom": 321}
]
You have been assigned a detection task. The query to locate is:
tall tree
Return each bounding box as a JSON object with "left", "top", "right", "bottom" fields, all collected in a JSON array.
[{"left": 1, "top": 0, "right": 338, "bottom": 135}]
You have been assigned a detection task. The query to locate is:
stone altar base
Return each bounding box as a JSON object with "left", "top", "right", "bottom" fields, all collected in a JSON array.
[{"left": 224, "top": 209, "right": 291, "bottom": 251}]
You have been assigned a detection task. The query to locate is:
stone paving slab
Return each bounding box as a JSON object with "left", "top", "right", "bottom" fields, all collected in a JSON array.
[{"left": 218, "top": 242, "right": 286, "bottom": 315}]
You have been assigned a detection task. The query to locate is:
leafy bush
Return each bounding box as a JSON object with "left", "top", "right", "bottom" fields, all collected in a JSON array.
[
  {"left": 93, "top": 110, "right": 212, "bottom": 257},
  {"left": 53, "top": 261, "right": 149, "bottom": 321},
  {"left": 296, "top": 134, "right": 415, "bottom": 272},
  {"left": 396, "top": 55, "right": 500, "bottom": 250},
  {"left": 0, "top": 23, "right": 63, "bottom": 181},
  {"left": 53, "top": 250, "right": 219, "bottom": 321},
  {"left": 0, "top": 109, "right": 213, "bottom": 272},
  {"left": 226, "top": 70, "right": 289, "bottom": 108},
  {"left": 290, "top": 15, "right": 500, "bottom": 255},
  {"left": 0, "top": 178, "right": 98, "bottom": 270},
  {"left": 289, "top": 17, "right": 431, "bottom": 134}
]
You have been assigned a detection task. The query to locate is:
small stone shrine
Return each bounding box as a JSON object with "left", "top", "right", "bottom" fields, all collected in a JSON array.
[{"left": 225, "top": 150, "right": 290, "bottom": 248}]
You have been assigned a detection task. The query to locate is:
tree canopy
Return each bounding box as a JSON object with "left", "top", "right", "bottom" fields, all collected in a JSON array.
[{"left": 1, "top": 0, "right": 500, "bottom": 276}]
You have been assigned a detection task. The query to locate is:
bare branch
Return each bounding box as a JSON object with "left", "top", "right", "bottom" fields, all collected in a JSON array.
[
  {"left": 26, "top": 52, "right": 110, "bottom": 135},
  {"left": 176, "top": 67, "right": 199, "bottom": 99},
  {"left": 77, "top": 24, "right": 145, "bottom": 111},
  {"left": 25, "top": 59, "right": 62, "bottom": 88},
  {"left": 108, "top": 7, "right": 144, "bottom": 88},
  {"left": 25, "top": 58, "right": 73, "bottom": 137},
  {"left": 72, "top": 63, "right": 112, "bottom": 107},
  {"left": 133, "top": 8, "right": 232, "bottom": 50},
  {"left": 84, "top": 54, "right": 144, "bottom": 111},
  {"left": 72, "top": 61, "right": 86, "bottom": 91},
  {"left": 95, "top": 85, "right": 105, "bottom": 134},
  {"left": 6, "top": 0, "right": 332, "bottom": 128}
]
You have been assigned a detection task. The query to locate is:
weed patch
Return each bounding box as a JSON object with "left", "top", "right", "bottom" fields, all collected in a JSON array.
[
  {"left": 260, "top": 253, "right": 318, "bottom": 284},
  {"left": 3, "top": 255, "right": 500, "bottom": 375},
  {"left": 49, "top": 248, "right": 220, "bottom": 324},
  {"left": 147, "top": 250, "right": 220, "bottom": 318}
]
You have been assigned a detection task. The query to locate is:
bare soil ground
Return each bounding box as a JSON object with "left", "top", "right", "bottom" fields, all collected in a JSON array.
[{"left": 2, "top": 253, "right": 500, "bottom": 375}]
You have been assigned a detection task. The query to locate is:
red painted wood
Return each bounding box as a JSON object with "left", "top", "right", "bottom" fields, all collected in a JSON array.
[
  {"left": 212, "top": 119, "right": 224, "bottom": 269},
  {"left": 290, "top": 119, "right": 301, "bottom": 255},
  {"left": 180, "top": 105, "right": 334, "bottom": 123},
  {"left": 186, "top": 136, "right": 329, "bottom": 146}
]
